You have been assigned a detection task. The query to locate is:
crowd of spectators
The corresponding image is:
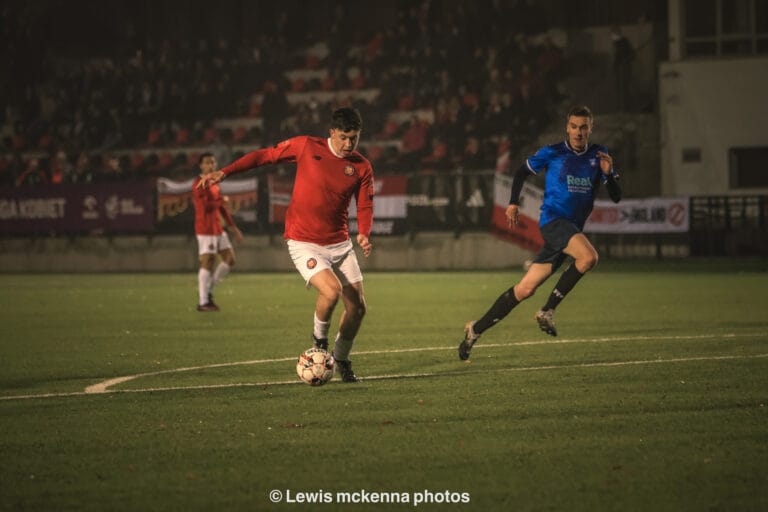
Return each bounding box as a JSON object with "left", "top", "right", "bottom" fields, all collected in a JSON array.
[{"left": 1, "top": 0, "right": 567, "bottom": 187}]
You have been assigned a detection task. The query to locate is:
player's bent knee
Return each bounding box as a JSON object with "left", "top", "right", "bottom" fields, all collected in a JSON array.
[
  {"left": 590, "top": 251, "right": 599, "bottom": 269},
  {"left": 220, "top": 251, "right": 235, "bottom": 266},
  {"left": 199, "top": 255, "right": 216, "bottom": 270},
  {"left": 514, "top": 284, "right": 536, "bottom": 300},
  {"left": 344, "top": 294, "right": 366, "bottom": 319},
  {"left": 325, "top": 289, "right": 343, "bottom": 303},
  {"left": 320, "top": 283, "right": 343, "bottom": 302},
  {"left": 578, "top": 251, "right": 599, "bottom": 273}
]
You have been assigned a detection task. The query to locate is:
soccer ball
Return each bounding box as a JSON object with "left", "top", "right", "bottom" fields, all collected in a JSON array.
[{"left": 296, "top": 348, "right": 335, "bottom": 386}]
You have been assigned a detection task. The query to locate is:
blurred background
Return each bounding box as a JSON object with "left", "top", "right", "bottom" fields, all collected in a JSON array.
[{"left": 1, "top": 0, "right": 766, "bottom": 271}]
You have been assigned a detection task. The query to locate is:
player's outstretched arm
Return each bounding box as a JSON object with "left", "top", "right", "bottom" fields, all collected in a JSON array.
[{"left": 196, "top": 170, "right": 225, "bottom": 189}]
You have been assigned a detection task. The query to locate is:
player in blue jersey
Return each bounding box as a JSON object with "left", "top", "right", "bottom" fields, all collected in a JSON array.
[{"left": 459, "top": 106, "right": 622, "bottom": 360}]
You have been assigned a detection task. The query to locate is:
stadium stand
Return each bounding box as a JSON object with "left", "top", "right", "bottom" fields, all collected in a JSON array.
[{"left": 1, "top": 1, "right": 568, "bottom": 184}]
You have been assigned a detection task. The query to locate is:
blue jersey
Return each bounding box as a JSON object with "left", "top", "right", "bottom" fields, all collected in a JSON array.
[{"left": 526, "top": 141, "right": 617, "bottom": 229}]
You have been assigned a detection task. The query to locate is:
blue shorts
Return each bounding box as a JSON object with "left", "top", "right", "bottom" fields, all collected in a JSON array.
[{"left": 532, "top": 218, "right": 581, "bottom": 272}]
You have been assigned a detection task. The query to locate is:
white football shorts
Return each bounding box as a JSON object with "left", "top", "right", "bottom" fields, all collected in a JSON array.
[
  {"left": 196, "top": 232, "right": 233, "bottom": 256},
  {"left": 287, "top": 239, "right": 363, "bottom": 287}
]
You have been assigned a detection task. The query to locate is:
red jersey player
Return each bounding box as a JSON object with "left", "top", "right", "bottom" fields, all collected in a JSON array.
[
  {"left": 192, "top": 152, "right": 243, "bottom": 312},
  {"left": 197, "top": 108, "right": 373, "bottom": 382}
]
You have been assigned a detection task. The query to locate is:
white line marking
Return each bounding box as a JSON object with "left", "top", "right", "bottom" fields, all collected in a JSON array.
[
  {"left": 83, "top": 356, "right": 295, "bottom": 394},
  {"left": 0, "top": 332, "right": 764, "bottom": 401},
  {"left": 2, "top": 352, "right": 765, "bottom": 401},
  {"left": 121, "top": 353, "right": 768, "bottom": 394},
  {"left": 84, "top": 332, "right": 760, "bottom": 394}
]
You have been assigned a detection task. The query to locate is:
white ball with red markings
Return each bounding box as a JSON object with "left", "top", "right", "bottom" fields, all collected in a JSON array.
[{"left": 296, "top": 348, "right": 335, "bottom": 386}]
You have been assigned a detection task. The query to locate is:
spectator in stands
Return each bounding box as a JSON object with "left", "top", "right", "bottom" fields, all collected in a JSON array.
[
  {"left": 495, "top": 136, "right": 512, "bottom": 175},
  {"left": 102, "top": 108, "right": 124, "bottom": 149},
  {"left": 0, "top": 155, "right": 18, "bottom": 187},
  {"left": 459, "top": 136, "right": 493, "bottom": 226},
  {"left": 400, "top": 115, "right": 431, "bottom": 170},
  {"left": 456, "top": 91, "right": 483, "bottom": 138},
  {"left": 99, "top": 154, "right": 123, "bottom": 182},
  {"left": 261, "top": 81, "right": 289, "bottom": 144},
  {"left": 68, "top": 152, "right": 95, "bottom": 184},
  {"left": 1, "top": 154, "right": 22, "bottom": 187},
  {"left": 611, "top": 27, "right": 635, "bottom": 112},
  {"left": 15, "top": 158, "right": 47, "bottom": 187},
  {"left": 49, "top": 150, "right": 72, "bottom": 185},
  {"left": 460, "top": 137, "right": 490, "bottom": 171},
  {"left": 432, "top": 96, "right": 463, "bottom": 151},
  {"left": 483, "top": 68, "right": 508, "bottom": 99},
  {"left": 1, "top": 1, "right": 571, "bottom": 188},
  {"left": 537, "top": 37, "right": 565, "bottom": 83},
  {"left": 483, "top": 93, "right": 508, "bottom": 137}
]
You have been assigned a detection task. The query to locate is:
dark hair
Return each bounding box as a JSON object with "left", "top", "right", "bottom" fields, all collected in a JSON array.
[
  {"left": 330, "top": 107, "right": 363, "bottom": 132},
  {"left": 198, "top": 152, "right": 215, "bottom": 164},
  {"left": 567, "top": 105, "right": 593, "bottom": 121}
]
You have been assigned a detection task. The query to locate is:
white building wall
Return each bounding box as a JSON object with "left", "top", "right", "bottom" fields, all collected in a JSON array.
[{"left": 658, "top": 57, "right": 768, "bottom": 195}]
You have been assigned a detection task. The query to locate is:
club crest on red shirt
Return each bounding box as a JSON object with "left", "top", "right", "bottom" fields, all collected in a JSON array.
[
  {"left": 307, "top": 258, "right": 317, "bottom": 269},
  {"left": 344, "top": 165, "right": 355, "bottom": 176}
]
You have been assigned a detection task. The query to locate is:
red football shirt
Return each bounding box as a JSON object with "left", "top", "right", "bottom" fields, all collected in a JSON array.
[
  {"left": 192, "top": 176, "right": 235, "bottom": 235},
  {"left": 220, "top": 136, "right": 374, "bottom": 245}
]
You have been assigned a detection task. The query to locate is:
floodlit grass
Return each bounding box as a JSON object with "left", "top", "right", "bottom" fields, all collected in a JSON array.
[{"left": 1, "top": 263, "right": 767, "bottom": 511}]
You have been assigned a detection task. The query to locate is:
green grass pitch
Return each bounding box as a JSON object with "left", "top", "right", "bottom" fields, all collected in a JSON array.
[{"left": 1, "top": 262, "right": 767, "bottom": 511}]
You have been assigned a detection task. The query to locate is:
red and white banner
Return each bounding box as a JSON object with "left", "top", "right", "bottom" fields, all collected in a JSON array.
[
  {"left": 156, "top": 177, "right": 258, "bottom": 228},
  {"left": 585, "top": 197, "right": 689, "bottom": 233},
  {"left": 493, "top": 175, "right": 690, "bottom": 241},
  {"left": 270, "top": 174, "right": 408, "bottom": 235},
  {"left": 491, "top": 174, "right": 543, "bottom": 251},
  {"left": 349, "top": 175, "right": 408, "bottom": 235},
  {"left": 268, "top": 174, "right": 293, "bottom": 224},
  {"left": 348, "top": 175, "right": 407, "bottom": 217}
]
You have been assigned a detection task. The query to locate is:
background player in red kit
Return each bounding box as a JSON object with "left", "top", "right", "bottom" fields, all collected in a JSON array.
[
  {"left": 192, "top": 152, "right": 243, "bottom": 312},
  {"left": 197, "top": 108, "right": 373, "bottom": 382}
]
